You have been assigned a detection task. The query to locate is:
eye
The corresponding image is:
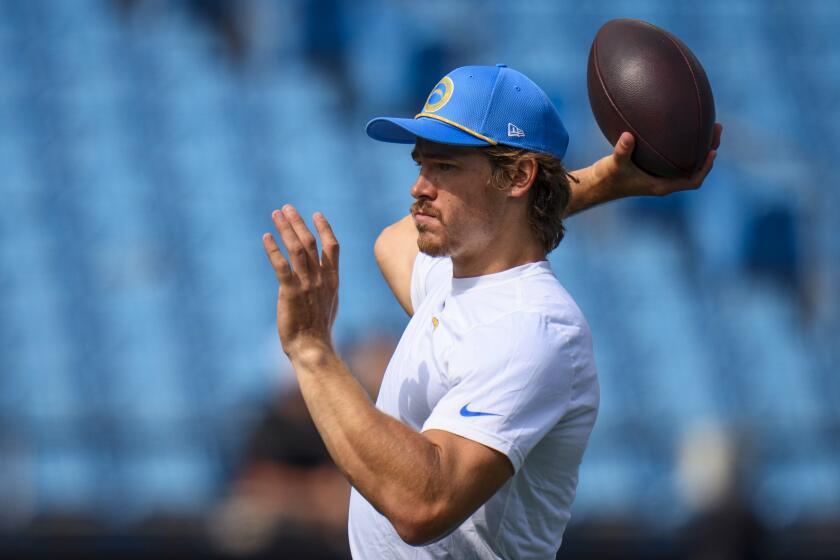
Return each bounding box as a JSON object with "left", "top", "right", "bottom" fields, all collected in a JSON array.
[{"left": 435, "top": 162, "right": 455, "bottom": 172}]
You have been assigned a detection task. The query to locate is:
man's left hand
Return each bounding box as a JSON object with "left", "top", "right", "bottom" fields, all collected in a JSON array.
[{"left": 262, "top": 205, "right": 340, "bottom": 359}]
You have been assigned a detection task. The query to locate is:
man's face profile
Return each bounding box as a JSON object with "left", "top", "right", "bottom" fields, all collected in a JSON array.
[{"left": 409, "top": 140, "right": 505, "bottom": 259}]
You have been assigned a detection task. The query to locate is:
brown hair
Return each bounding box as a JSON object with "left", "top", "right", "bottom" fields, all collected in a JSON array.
[{"left": 480, "top": 145, "right": 578, "bottom": 253}]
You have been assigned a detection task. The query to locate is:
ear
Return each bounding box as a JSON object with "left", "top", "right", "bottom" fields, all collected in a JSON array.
[{"left": 507, "top": 157, "right": 538, "bottom": 199}]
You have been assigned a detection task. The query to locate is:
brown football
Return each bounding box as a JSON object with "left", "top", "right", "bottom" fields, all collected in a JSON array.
[{"left": 587, "top": 18, "right": 715, "bottom": 178}]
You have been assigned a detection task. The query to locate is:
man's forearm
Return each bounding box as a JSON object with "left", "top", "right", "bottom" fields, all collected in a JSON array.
[
  {"left": 565, "top": 165, "right": 607, "bottom": 217},
  {"left": 288, "top": 343, "right": 444, "bottom": 533}
]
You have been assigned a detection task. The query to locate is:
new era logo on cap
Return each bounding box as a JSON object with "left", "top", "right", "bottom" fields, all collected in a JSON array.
[
  {"left": 365, "top": 64, "right": 570, "bottom": 160},
  {"left": 507, "top": 123, "right": 525, "bottom": 138}
]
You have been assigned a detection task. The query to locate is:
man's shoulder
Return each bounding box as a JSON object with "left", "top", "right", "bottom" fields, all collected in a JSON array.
[
  {"left": 519, "top": 268, "right": 585, "bottom": 317},
  {"left": 459, "top": 266, "right": 589, "bottom": 334},
  {"left": 457, "top": 304, "right": 591, "bottom": 365}
]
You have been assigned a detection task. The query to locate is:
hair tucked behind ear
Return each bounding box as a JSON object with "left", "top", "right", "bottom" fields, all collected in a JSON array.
[{"left": 481, "top": 145, "right": 579, "bottom": 253}]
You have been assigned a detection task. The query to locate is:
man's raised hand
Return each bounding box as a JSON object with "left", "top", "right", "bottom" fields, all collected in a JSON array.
[
  {"left": 599, "top": 123, "right": 723, "bottom": 196},
  {"left": 262, "top": 205, "right": 340, "bottom": 359},
  {"left": 566, "top": 123, "right": 723, "bottom": 216}
]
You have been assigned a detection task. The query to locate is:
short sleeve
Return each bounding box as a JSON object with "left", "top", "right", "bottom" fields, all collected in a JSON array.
[
  {"left": 421, "top": 312, "right": 583, "bottom": 473},
  {"left": 410, "top": 252, "right": 453, "bottom": 311}
]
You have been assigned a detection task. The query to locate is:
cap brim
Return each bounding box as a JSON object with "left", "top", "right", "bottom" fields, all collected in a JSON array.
[{"left": 366, "top": 116, "right": 490, "bottom": 147}]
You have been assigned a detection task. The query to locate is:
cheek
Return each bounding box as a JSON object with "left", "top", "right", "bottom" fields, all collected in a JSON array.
[
  {"left": 433, "top": 190, "right": 459, "bottom": 223},
  {"left": 463, "top": 185, "right": 505, "bottom": 222},
  {"left": 436, "top": 173, "right": 499, "bottom": 230}
]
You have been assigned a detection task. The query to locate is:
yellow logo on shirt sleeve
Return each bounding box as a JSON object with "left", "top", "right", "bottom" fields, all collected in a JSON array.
[
  {"left": 422, "top": 76, "right": 454, "bottom": 113},
  {"left": 432, "top": 316, "right": 439, "bottom": 329}
]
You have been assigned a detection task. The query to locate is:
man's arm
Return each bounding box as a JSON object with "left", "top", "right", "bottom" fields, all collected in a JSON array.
[
  {"left": 374, "top": 125, "right": 722, "bottom": 316},
  {"left": 288, "top": 347, "right": 513, "bottom": 545},
  {"left": 263, "top": 206, "right": 513, "bottom": 546},
  {"left": 374, "top": 215, "right": 418, "bottom": 316}
]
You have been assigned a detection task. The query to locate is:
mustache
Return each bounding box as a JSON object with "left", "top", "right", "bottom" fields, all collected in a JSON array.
[{"left": 410, "top": 200, "right": 440, "bottom": 219}]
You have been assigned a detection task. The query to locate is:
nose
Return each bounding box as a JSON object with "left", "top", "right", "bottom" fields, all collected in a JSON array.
[{"left": 410, "top": 170, "right": 437, "bottom": 200}]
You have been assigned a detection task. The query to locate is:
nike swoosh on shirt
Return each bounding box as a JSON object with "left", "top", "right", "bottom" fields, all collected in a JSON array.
[{"left": 459, "top": 404, "right": 502, "bottom": 417}]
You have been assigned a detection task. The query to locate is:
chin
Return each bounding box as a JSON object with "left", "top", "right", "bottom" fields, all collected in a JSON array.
[{"left": 417, "top": 232, "right": 450, "bottom": 257}]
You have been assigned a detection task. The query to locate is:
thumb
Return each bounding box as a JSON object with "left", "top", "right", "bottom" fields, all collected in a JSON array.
[{"left": 613, "top": 132, "right": 635, "bottom": 164}]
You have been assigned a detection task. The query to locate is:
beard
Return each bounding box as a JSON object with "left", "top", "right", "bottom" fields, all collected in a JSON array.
[
  {"left": 417, "top": 229, "right": 449, "bottom": 256},
  {"left": 410, "top": 200, "right": 450, "bottom": 257}
]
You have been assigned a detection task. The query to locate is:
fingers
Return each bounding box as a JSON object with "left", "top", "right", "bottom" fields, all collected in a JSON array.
[
  {"left": 684, "top": 148, "right": 717, "bottom": 189},
  {"left": 613, "top": 132, "right": 635, "bottom": 164},
  {"left": 272, "top": 207, "right": 314, "bottom": 280},
  {"left": 283, "top": 205, "right": 320, "bottom": 266},
  {"left": 681, "top": 123, "right": 721, "bottom": 188},
  {"left": 711, "top": 122, "right": 723, "bottom": 150},
  {"left": 267, "top": 206, "right": 340, "bottom": 290},
  {"left": 701, "top": 148, "right": 718, "bottom": 178},
  {"left": 262, "top": 232, "right": 294, "bottom": 284},
  {"left": 313, "top": 212, "right": 340, "bottom": 273}
]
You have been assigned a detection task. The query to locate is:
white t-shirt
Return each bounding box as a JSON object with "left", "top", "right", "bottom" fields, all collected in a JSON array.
[{"left": 348, "top": 253, "right": 599, "bottom": 559}]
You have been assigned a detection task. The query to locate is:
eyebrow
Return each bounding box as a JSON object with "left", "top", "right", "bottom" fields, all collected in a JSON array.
[{"left": 411, "top": 146, "right": 458, "bottom": 162}]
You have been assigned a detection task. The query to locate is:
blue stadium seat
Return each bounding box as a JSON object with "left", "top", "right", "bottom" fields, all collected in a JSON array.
[{"left": 0, "top": 0, "right": 836, "bottom": 527}]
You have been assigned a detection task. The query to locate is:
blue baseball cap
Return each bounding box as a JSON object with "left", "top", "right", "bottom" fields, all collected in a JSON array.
[{"left": 366, "top": 64, "right": 569, "bottom": 160}]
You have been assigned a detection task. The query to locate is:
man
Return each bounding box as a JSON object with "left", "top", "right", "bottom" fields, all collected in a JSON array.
[{"left": 262, "top": 64, "right": 721, "bottom": 558}]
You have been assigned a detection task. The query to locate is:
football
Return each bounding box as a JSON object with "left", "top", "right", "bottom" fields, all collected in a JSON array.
[{"left": 587, "top": 18, "right": 716, "bottom": 178}]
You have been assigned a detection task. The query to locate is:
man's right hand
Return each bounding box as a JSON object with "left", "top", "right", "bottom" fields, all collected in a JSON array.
[{"left": 566, "top": 123, "right": 723, "bottom": 216}]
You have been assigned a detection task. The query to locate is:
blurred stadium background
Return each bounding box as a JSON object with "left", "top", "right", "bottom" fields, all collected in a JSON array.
[{"left": 0, "top": 0, "right": 838, "bottom": 558}]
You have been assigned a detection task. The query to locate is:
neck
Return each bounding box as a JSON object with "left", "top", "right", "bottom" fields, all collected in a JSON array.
[{"left": 450, "top": 221, "right": 545, "bottom": 278}]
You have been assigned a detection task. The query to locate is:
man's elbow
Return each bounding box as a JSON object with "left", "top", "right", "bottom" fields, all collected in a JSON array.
[
  {"left": 395, "top": 522, "right": 441, "bottom": 547},
  {"left": 391, "top": 502, "right": 458, "bottom": 547},
  {"left": 373, "top": 227, "right": 389, "bottom": 270}
]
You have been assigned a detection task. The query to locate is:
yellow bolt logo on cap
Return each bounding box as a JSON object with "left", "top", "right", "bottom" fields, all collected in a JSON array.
[{"left": 422, "top": 76, "right": 454, "bottom": 113}]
